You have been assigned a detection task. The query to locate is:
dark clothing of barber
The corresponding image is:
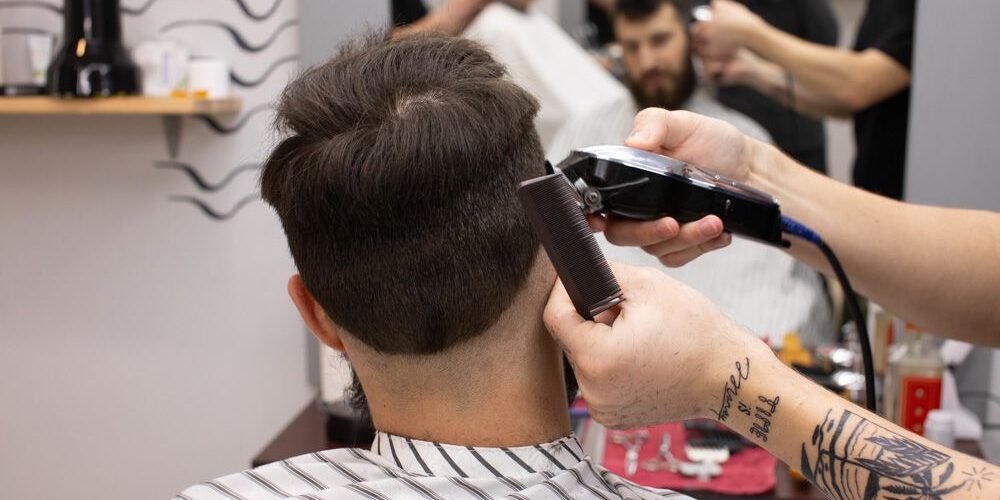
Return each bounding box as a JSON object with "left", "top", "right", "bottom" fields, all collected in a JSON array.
[
  {"left": 393, "top": 0, "right": 429, "bottom": 26},
  {"left": 852, "top": 0, "right": 916, "bottom": 200},
  {"left": 716, "top": 0, "right": 839, "bottom": 174}
]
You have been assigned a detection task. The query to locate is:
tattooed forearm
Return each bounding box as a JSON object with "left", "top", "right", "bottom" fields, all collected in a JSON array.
[
  {"left": 710, "top": 357, "right": 750, "bottom": 422},
  {"left": 799, "top": 409, "right": 986, "bottom": 499}
]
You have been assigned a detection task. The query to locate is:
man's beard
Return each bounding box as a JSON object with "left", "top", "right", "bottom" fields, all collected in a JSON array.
[{"left": 629, "top": 55, "right": 697, "bottom": 110}]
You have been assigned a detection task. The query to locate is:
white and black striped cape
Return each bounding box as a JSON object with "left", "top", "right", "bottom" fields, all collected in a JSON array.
[{"left": 175, "top": 432, "right": 691, "bottom": 499}]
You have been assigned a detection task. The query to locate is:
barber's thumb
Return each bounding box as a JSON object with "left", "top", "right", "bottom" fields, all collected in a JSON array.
[
  {"left": 543, "top": 279, "right": 607, "bottom": 351},
  {"left": 626, "top": 107, "right": 681, "bottom": 152},
  {"left": 626, "top": 128, "right": 657, "bottom": 153}
]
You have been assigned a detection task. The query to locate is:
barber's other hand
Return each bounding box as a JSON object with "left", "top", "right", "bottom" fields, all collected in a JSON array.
[
  {"left": 593, "top": 107, "right": 759, "bottom": 266},
  {"left": 692, "top": 0, "right": 763, "bottom": 60},
  {"left": 544, "top": 262, "right": 771, "bottom": 429},
  {"left": 704, "top": 48, "right": 763, "bottom": 87}
]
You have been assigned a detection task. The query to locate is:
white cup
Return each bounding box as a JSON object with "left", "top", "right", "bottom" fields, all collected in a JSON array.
[
  {"left": 188, "top": 57, "right": 230, "bottom": 98},
  {"left": 134, "top": 39, "right": 190, "bottom": 97}
]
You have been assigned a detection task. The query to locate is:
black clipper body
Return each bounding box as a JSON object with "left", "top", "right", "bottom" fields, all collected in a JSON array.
[{"left": 556, "top": 146, "right": 788, "bottom": 247}]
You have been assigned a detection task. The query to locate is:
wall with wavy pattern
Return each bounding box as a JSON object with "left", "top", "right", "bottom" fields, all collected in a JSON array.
[{"left": 0, "top": 1, "right": 322, "bottom": 498}]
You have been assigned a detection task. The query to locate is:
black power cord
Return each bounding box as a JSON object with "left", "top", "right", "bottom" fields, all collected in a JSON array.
[{"left": 781, "top": 216, "right": 877, "bottom": 412}]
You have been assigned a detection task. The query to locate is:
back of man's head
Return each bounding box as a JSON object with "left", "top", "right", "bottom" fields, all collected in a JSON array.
[
  {"left": 262, "top": 34, "right": 545, "bottom": 355},
  {"left": 615, "top": 0, "right": 691, "bottom": 20}
]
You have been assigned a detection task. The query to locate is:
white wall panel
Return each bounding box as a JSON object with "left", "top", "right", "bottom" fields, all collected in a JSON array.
[{"left": 0, "top": 1, "right": 315, "bottom": 498}]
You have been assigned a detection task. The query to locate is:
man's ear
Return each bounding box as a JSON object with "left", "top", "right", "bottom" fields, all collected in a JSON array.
[{"left": 287, "top": 274, "right": 346, "bottom": 353}]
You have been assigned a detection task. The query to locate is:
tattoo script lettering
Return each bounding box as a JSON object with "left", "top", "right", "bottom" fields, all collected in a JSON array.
[
  {"left": 800, "top": 409, "right": 985, "bottom": 499},
  {"left": 710, "top": 357, "right": 750, "bottom": 422},
  {"left": 749, "top": 395, "right": 779, "bottom": 442},
  {"left": 737, "top": 402, "right": 752, "bottom": 416}
]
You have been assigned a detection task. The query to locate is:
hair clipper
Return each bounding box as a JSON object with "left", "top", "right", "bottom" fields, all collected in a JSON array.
[{"left": 556, "top": 145, "right": 788, "bottom": 247}]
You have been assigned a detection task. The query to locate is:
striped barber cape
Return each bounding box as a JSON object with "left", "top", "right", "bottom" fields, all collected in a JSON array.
[{"left": 175, "top": 432, "right": 691, "bottom": 499}]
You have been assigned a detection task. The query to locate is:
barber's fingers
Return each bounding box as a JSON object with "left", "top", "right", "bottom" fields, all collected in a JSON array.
[
  {"left": 602, "top": 217, "right": 680, "bottom": 247},
  {"left": 543, "top": 262, "right": 649, "bottom": 353},
  {"left": 603, "top": 214, "right": 725, "bottom": 260},
  {"left": 651, "top": 233, "right": 732, "bottom": 268},
  {"left": 586, "top": 214, "right": 607, "bottom": 233},
  {"left": 690, "top": 22, "right": 710, "bottom": 48},
  {"left": 702, "top": 58, "right": 729, "bottom": 82},
  {"left": 634, "top": 216, "right": 727, "bottom": 264},
  {"left": 543, "top": 278, "right": 608, "bottom": 352},
  {"left": 690, "top": 21, "right": 706, "bottom": 37}
]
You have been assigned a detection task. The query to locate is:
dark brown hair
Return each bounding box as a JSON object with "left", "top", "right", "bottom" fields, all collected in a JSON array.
[
  {"left": 261, "top": 33, "right": 545, "bottom": 355},
  {"left": 615, "top": 0, "right": 691, "bottom": 21}
]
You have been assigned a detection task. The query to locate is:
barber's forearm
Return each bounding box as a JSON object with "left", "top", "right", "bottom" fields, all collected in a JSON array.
[
  {"left": 394, "top": 0, "right": 489, "bottom": 37},
  {"left": 741, "top": 58, "right": 852, "bottom": 119},
  {"left": 743, "top": 23, "right": 864, "bottom": 115},
  {"left": 708, "top": 349, "right": 1000, "bottom": 499},
  {"left": 745, "top": 140, "right": 1000, "bottom": 345}
]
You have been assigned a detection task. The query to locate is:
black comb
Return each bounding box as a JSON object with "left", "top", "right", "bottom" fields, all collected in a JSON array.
[{"left": 517, "top": 173, "right": 624, "bottom": 320}]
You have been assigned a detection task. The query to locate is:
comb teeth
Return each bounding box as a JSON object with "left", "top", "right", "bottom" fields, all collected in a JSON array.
[{"left": 518, "top": 173, "right": 624, "bottom": 319}]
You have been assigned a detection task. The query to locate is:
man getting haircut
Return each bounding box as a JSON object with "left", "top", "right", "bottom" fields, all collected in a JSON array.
[
  {"left": 607, "top": 0, "right": 832, "bottom": 345},
  {"left": 176, "top": 33, "right": 688, "bottom": 499}
]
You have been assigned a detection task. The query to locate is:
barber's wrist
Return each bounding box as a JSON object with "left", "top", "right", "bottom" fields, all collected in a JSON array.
[
  {"left": 744, "top": 134, "right": 773, "bottom": 188},
  {"left": 742, "top": 18, "right": 777, "bottom": 59},
  {"left": 700, "top": 329, "right": 780, "bottom": 423}
]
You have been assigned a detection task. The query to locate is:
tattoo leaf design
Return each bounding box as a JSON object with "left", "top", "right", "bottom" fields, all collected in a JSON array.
[
  {"left": 938, "top": 462, "right": 954, "bottom": 485},
  {"left": 800, "top": 410, "right": 971, "bottom": 500},
  {"left": 858, "top": 436, "right": 949, "bottom": 477},
  {"left": 883, "top": 483, "right": 921, "bottom": 495}
]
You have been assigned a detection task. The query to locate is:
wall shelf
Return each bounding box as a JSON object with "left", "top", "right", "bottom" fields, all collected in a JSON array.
[
  {"left": 0, "top": 96, "right": 243, "bottom": 158},
  {"left": 0, "top": 96, "right": 241, "bottom": 116}
]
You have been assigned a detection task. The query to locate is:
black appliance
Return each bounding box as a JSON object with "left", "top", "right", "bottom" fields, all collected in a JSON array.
[{"left": 47, "top": 0, "right": 140, "bottom": 97}]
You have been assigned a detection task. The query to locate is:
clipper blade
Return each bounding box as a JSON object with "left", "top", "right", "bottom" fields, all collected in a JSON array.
[{"left": 517, "top": 173, "right": 624, "bottom": 320}]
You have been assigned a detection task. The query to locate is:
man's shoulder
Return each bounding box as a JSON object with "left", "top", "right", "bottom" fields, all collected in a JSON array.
[
  {"left": 174, "top": 444, "right": 695, "bottom": 499},
  {"left": 174, "top": 448, "right": 392, "bottom": 499}
]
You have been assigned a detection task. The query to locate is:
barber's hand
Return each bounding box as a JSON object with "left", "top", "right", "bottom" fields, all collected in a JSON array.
[
  {"left": 704, "top": 48, "right": 763, "bottom": 87},
  {"left": 691, "top": 0, "right": 764, "bottom": 60},
  {"left": 593, "top": 107, "right": 760, "bottom": 266},
  {"left": 544, "top": 262, "right": 772, "bottom": 429}
]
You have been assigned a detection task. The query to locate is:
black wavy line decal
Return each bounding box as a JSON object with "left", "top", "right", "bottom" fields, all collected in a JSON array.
[
  {"left": 120, "top": 0, "right": 156, "bottom": 15},
  {"left": 228, "top": 0, "right": 285, "bottom": 21},
  {"left": 231, "top": 54, "right": 298, "bottom": 88},
  {"left": 156, "top": 161, "right": 261, "bottom": 192},
  {"left": 0, "top": 1, "right": 62, "bottom": 14},
  {"left": 124, "top": 0, "right": 285, "bottom": 20},
  {"left": 159, "top": 18, "right": 298, "bottom": 53},
  {"left": 1, "top": 26, "right": 56, "bottom": 37},
  {"left": 168, "top": 194, "right": 260, "bottom": 221},
  {"left": 195, "top": 103, "right": 271, "bottom": 135}
]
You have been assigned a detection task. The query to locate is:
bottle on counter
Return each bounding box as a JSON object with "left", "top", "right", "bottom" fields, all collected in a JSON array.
[
  {"left": 883, "top": 323, "right": 944, "bottom": 434},
  {"left": 867, "top": 302, "right": 896, "bottom": 377}
]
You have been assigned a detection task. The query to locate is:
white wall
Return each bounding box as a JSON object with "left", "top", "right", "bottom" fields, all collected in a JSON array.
[
  {"left": 906, "top": 0, "right": 1000, "bottom": 463},
  {"left": 0, "top": 1, "right": 314, "bottom": 498}
]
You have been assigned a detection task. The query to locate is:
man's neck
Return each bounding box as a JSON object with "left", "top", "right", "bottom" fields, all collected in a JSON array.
[{"left": 361, "top": 325, "right": 572, "bottom": 447}]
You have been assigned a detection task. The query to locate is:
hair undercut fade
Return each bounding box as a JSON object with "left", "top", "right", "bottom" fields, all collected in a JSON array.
[
  {"left": 261, "top": 33, "right": 545, "bottom": 356},
  {"left": 614, "top": 0, "right": 691, "bottom": 21}
]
